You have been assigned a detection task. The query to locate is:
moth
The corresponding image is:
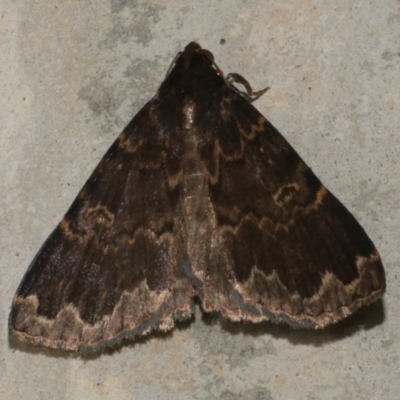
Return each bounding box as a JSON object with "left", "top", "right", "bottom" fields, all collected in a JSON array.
[{"left": 9, "top": 42, "right": 385, "bottom": 352}]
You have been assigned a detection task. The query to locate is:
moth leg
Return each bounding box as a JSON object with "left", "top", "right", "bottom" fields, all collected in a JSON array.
[{"left": 226, "top": 72, "right": 269, "bottom": 102}]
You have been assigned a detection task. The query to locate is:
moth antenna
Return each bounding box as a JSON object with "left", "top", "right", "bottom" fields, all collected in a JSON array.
[
  {"left": 210, "top": 59, "right": 224, "bottom": 76},
  {"left": 165, "top": 51, "right": 183, "bottom": 78}
]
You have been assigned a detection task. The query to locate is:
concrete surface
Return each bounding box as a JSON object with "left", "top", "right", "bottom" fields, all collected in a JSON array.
[{"left": 1, "top": 1, "right": 399, "bottom": 399}]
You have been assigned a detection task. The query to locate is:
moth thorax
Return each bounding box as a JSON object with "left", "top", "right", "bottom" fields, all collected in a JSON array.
[
  {"left": 180, "top": 99, "right": 196, "bottom": 130},
  {"left": 181, "top": 126, "right": 207, "bottom": 233}
]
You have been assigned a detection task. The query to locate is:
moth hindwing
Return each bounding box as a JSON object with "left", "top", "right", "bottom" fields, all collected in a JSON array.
[{"left": 9, "top": 42, "right": 385, "bottom": 352}]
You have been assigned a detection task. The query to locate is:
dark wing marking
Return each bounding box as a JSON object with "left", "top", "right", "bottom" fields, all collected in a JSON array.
[
  {"left": 192, "top": 85, "right": 385, "bottom": 328},
  {"left": 9, "top": 101, "right": 194, "bottom": 352}
]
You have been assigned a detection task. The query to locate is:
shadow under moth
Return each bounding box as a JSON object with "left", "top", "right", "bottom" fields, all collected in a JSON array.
[{"left": 9, "top": 42, "right": 386, "bottom": 353}]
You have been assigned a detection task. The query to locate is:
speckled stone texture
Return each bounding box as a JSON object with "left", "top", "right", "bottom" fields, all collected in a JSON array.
[{"left": 1, "top": 1, "right": 399, "bottom": 399}]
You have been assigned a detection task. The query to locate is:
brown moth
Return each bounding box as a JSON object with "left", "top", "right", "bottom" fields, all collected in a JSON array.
[{"left": 9, "top": 42, "right": 385, "bottom": 352}]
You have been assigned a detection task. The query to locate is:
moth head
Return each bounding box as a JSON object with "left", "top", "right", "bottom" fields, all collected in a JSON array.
[
  {"left": 165, "top": 42, "right": 222, "bottom": 79},
  {"left": 182, "top": 42, "right": 214, "bottom": 69}
]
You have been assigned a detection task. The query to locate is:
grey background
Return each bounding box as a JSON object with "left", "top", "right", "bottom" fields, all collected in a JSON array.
[{"left": 1, "top": 1, "right": 399, "bottom": 399}]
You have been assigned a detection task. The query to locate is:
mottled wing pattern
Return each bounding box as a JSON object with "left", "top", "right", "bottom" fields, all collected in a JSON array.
[
  {"left": 192, "top": 85, "right": 385, "bottom": 328},
  {"left": 9, "top": 101, "right": 194, "bottom": 352},
  {"left": 10, "top": 42, "right": 385, "bottom": 353}
]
